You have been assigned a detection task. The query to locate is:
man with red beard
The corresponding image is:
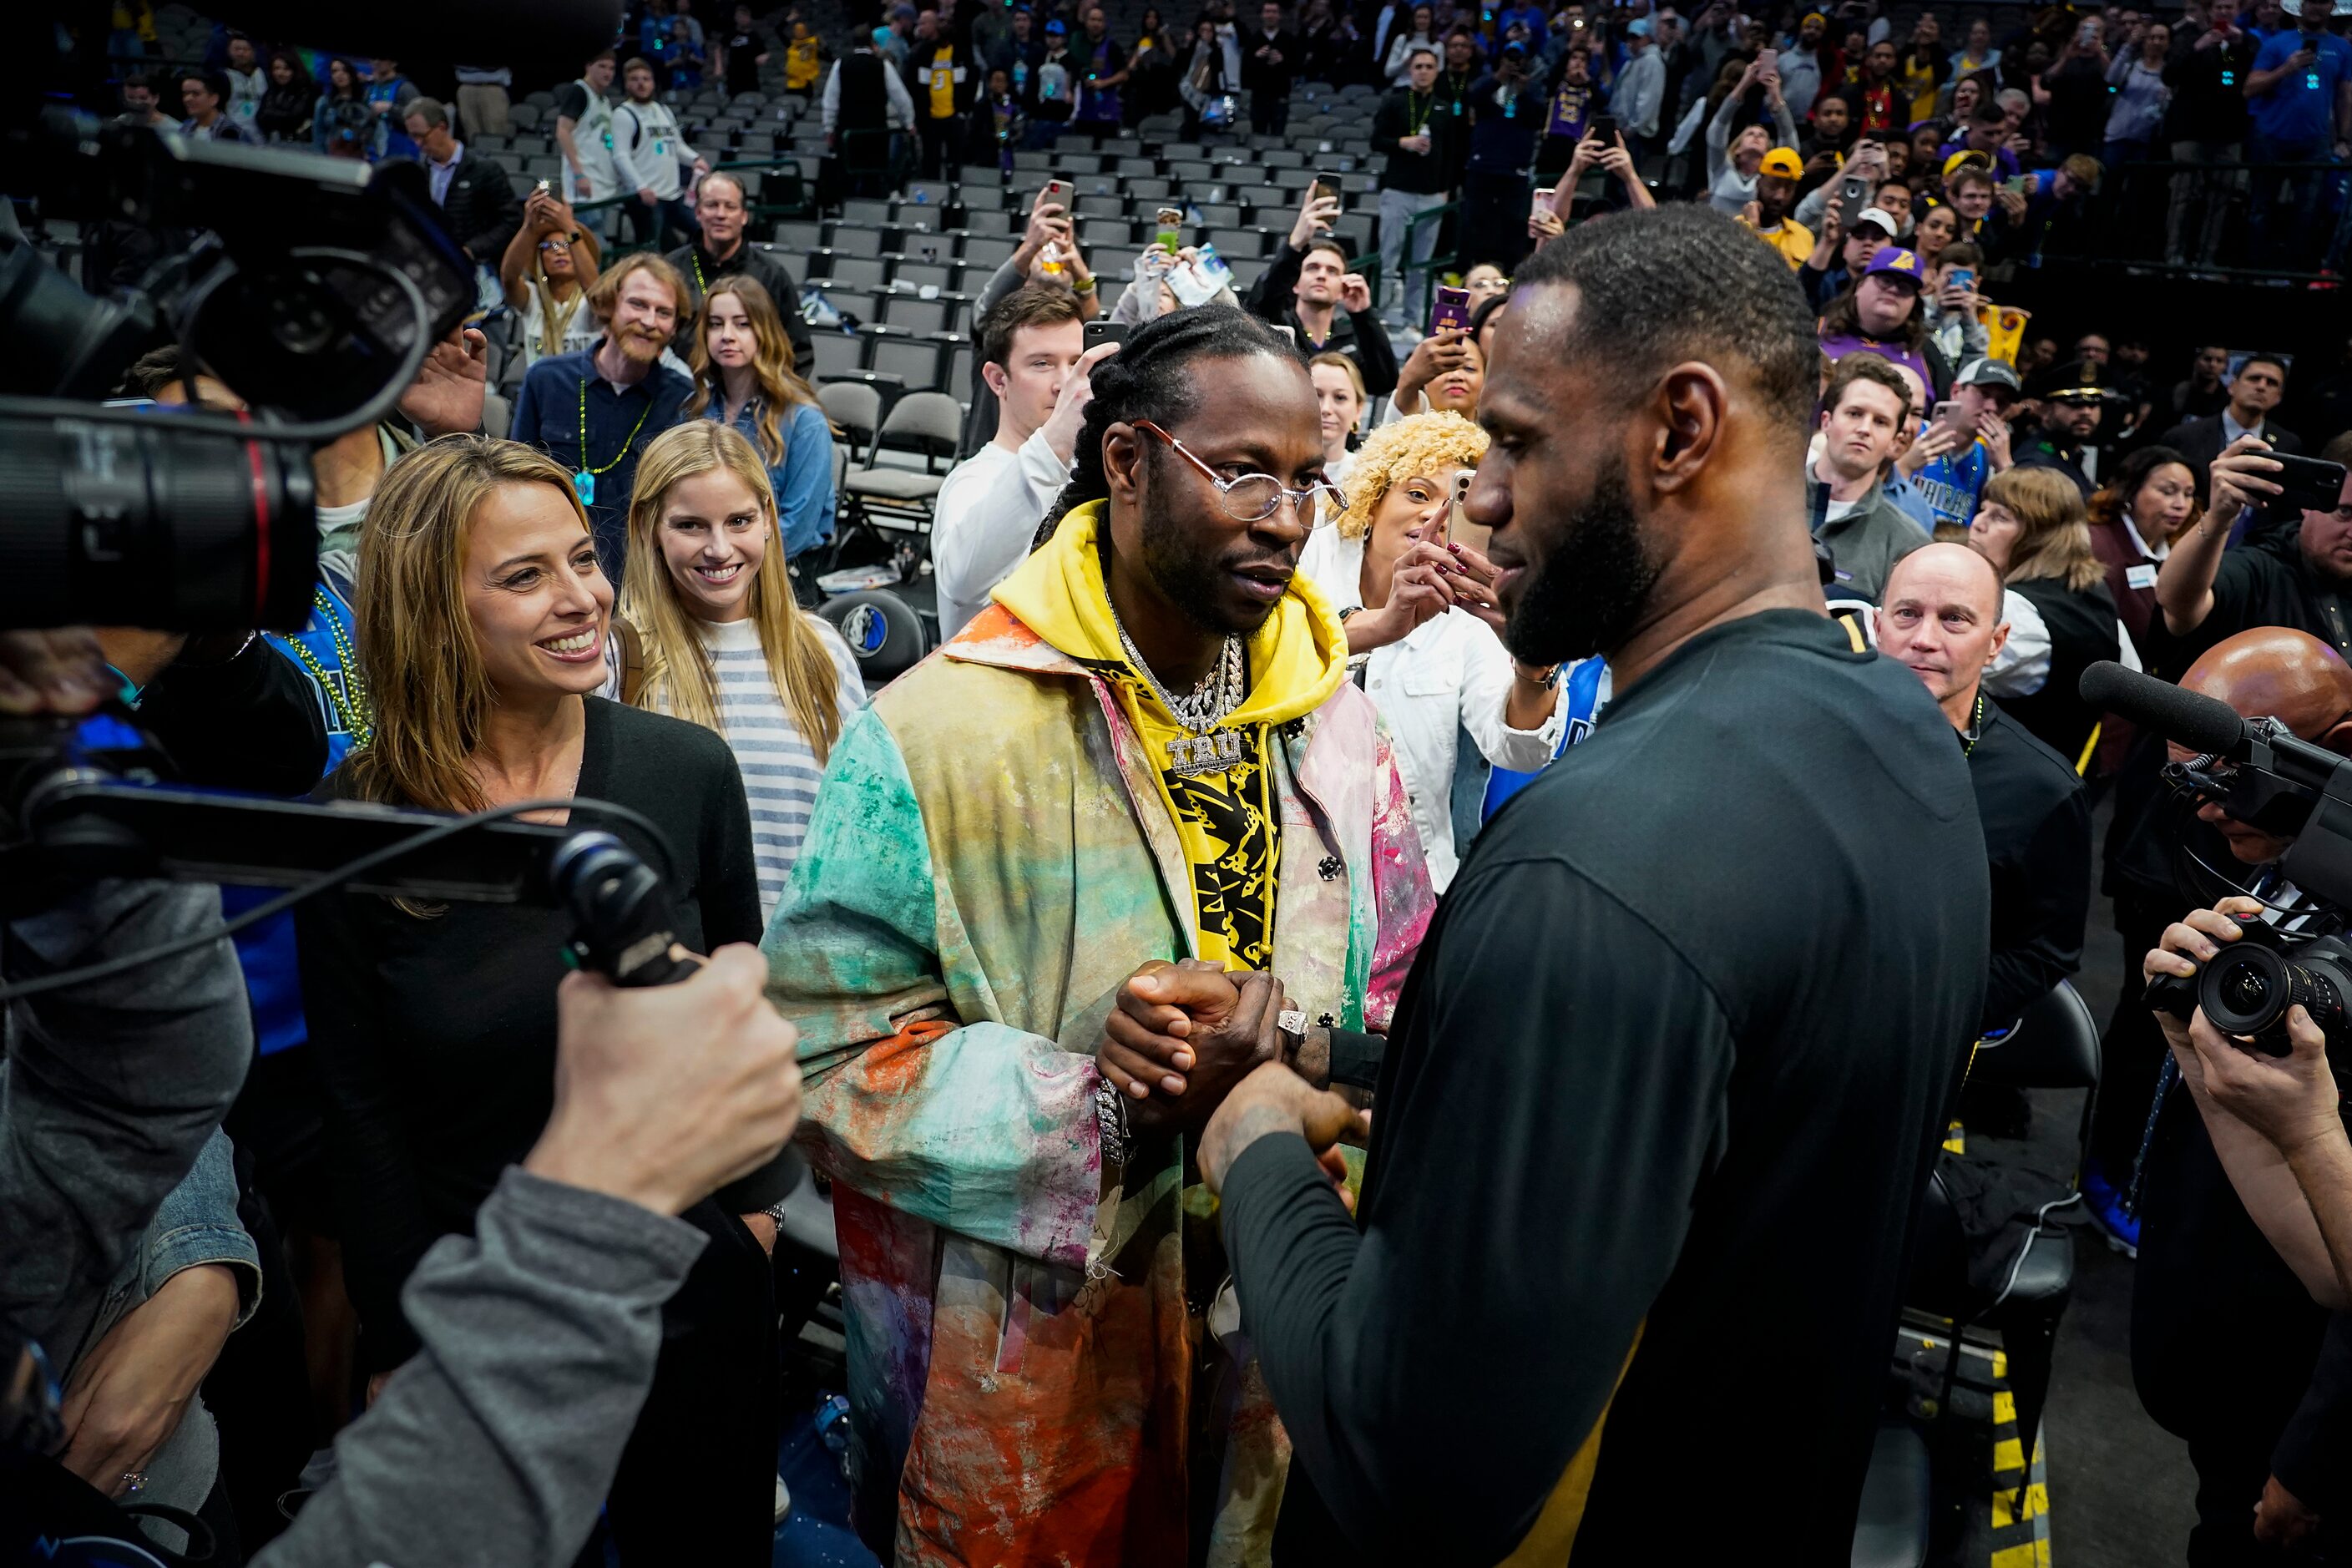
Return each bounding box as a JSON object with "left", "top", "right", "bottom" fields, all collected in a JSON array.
[{"left": 512, "top": 252, "right": 694, "bottom": 580}]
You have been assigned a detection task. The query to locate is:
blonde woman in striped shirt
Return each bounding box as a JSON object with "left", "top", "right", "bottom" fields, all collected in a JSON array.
[{"left": 619, "top": 421, "right": 864, "bottom": 914}]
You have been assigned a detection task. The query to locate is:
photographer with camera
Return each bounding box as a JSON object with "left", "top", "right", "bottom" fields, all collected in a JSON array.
[{"left": 2127, "top": 626, "right": 2352, "bottom": 1558}]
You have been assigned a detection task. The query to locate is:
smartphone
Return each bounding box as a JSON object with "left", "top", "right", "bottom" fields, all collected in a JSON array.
[
  {"left": 1946, "top": 267, "right": 1975, "bottom": 293},
  {"left": 2269, "top": 453, "right": 2350, "bottom": 514},
  {"left": 1429, "top": 285, "right": 1471, "bottom": 336},
  {"left": 1313, "top": 172, "right": 1342, "bottom": 205},
  {"left": 2001, "top": 174, "right": 2032, "bottom": 197},
  {"left": 1758, "top": 46, "right": 1778, "bottom": 72},
  {"left": 1084, "top": 320, "right": 1128, "bottom": 347},
  {"left": 1036, "top": 178, "right": 1068, "bottom": 210},
  {"left": 1833, "top": 172, "right": 1871, "bottom": 230},
  {"left": 534, "top": 177, "right": 553, "bottom": 196},
  {"left": 1448, "top": 470, "right": 1491, "bottom": 556},
  {"left": 1588, "top": 113, "right": 1618, "bottom": 144},
  {"left": 1927, "top": 398, "right": 1964, "bottom": 436},
  {"left": 1156, "top": 207, "right": 1184, "bottom": 250}
]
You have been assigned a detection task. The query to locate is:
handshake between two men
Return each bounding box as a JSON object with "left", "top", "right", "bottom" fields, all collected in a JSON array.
[{"left": 1094, "top": 959, "right": 1369, "bottom": 1201}]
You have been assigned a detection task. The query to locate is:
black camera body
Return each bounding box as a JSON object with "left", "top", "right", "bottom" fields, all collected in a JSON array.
[{"left": 2144, "top": 919, "right": 2352, "bottom": 1075}]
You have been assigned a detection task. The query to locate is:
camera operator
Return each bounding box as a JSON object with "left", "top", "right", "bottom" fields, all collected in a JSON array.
[{"left": 2130, "top": 625, "right": 2352, "bottom": 1559}]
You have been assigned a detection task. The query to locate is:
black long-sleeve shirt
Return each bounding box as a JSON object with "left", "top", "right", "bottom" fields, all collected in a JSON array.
[
  {"left": 1242, "top": 240, "right": 1400, "bottom": 396},
  {"left": 297, "top": 697, "right": 761, "bottom": 1370},
  {"left": 1373, "top": 85, "right": 1457, "bottom": 194},
  {"left": 1223, "top": 609, "right": 1990, "bottom": 1563},
  {"left": 1968, "top": 699, "right": 2091, "bottom": 1033}
]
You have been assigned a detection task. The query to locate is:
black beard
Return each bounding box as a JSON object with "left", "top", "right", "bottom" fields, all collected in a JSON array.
[
  {"left": 1502, "top": 450, "right": 1662, "bottom": 666},
  {"left": 1136, "top": 477, "right": 1271, "bottom": 639}
]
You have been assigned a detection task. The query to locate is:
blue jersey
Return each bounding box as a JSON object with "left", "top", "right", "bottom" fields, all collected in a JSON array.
[
  {"left": 1913, "top": 440, "right": 1995, "bottom": 533},
  {"left": 225, "top": 565, "right": 366, "bottom": 1057},
  {"left": 1479, "top": 655, "right": 1611, "bottom": 819}
]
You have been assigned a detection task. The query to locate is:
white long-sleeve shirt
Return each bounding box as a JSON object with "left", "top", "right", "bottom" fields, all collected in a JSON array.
[
  {"left": 821, "top": 54, "right": 918, "bottom": 134},
  {"left": 1704, "top": 90, "right": 1799, "bottom": 215},
  {"left": 612, "top": 99, "right": 699, "bottom": 200},
  {"left": 1299, "top": 524, "right": 1565, "bottom": 890},
  {"left": 932, "top": 430, "right": 1072, "bottom": 637}
]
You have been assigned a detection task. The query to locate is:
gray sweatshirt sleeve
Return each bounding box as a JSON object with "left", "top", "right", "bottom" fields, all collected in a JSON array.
[
  {"left": 255, "top": 1169, "right": 708, "bottom": 1568},
  {"left": 0, "top": 880, "right": 250, "bottom": 1363}
]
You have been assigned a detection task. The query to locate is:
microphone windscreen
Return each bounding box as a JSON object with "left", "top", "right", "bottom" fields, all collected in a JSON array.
[{"left": 2079, "top": 660, "right": 2248, "bottom": 757}]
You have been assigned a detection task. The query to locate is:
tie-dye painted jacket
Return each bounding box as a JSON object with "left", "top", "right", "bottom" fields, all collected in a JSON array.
[{"left": 762, "top": 589, "right": 1433, "bottom": 1567}]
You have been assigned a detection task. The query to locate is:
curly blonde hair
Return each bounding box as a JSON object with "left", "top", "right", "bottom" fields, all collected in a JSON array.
[{"left": 1325, "top": 411, "right": 1489, "bottom": 539}]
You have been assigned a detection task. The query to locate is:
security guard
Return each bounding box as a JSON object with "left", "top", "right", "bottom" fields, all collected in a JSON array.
[{"left": 2015, "top": 358, "right": 2111, "bottom": 496}]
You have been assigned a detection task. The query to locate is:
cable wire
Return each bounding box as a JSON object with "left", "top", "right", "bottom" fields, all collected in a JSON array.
[{"left": 0, "top": 796, "right": 675, "bottom": 1005}]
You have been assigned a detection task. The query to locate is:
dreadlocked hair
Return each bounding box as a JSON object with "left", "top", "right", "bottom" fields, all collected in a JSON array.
[{"left": 1030, "top": 304, "right": 1303, "bottom": 549}]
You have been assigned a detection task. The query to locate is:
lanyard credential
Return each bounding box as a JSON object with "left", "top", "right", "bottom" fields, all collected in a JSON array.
[{"left": 574, "top": 374, "right": 655, "bottom": 507}]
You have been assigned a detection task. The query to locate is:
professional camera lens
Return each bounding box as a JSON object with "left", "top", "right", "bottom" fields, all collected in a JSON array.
[
  {"left": 2198, "top": 938, "right": 2352, "bottom": 1067},
  {"left": 0, "top": 413, "right": 316, "bottom": 634}
]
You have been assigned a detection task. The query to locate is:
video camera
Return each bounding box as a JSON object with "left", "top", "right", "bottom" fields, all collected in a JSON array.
[
  {"left": 0, "top": 98, "right": 797, "bottom": 1199},
  {"left": 1, "top": 109, "right": 478, "bottom": 632},
  {"left": 2081, "top": 660, "right": 2352, "bottom": 1077}
]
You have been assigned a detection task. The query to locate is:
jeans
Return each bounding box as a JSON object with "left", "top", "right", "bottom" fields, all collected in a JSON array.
[
  {"left": 623, "top": 194, "right": 700, "bottom": 250},
  {"left": 1378, "top": 186, "right": 1447, "bottom": 311},
  {"left": 1459, "top": 167, "right": 1535, "bottom": 273},
  {"left": 2167, "top": 139, "right": 2243, "bottom": 265},
  {"left": 2247, "top": 132, "right": 2329, "bottom": 266}
]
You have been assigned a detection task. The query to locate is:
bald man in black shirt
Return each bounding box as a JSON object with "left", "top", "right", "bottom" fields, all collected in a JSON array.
[{"left": 1176, "top": 209, "right": 1991, "bottom": 1562}]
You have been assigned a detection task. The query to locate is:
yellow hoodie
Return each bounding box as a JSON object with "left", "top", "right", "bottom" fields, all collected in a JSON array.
[{"left": 994, "top": 501, "right": 1348, "bottom": 969}]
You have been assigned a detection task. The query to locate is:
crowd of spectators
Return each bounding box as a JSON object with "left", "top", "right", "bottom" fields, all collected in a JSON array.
[{"left": 32, "top": 0, "right": 2352, "bottom": 1564}]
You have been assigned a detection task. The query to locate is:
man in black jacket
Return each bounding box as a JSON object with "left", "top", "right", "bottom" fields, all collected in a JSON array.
[
  {"left": 1878, "top": 543, "right": 2090, "bottom": 1033},
  {"left": 1242, "top": 190, "right": 1399, "bottom": 394},
  {"left": 1373, "top": 46, "right": 1456, "bottom": 314},
  {"left": 405, "top": 98, "right": 522, "bottom": 265},
  {"left": 1239, "top": 0, "right": 1299, "bottom": 134},
  {"left": 2163, "top": 352, "right": 2303, "bottom": 506},
  {"left": 664, "top": 170, "right": 814, "bottom": 368}
]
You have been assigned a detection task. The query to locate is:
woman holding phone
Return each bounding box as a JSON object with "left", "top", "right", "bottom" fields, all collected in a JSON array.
[{"left": 500, "top": 187, "right": 604, "bottom": 371}]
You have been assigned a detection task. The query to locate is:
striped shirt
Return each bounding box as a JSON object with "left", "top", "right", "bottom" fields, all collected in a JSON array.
[{"left": 665, "top": 616, "right": 867, "bottom": 917}]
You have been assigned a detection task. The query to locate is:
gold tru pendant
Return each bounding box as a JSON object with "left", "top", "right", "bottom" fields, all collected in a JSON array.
[{"left": 1165, "top": 729, "right": 1243, "bottom": 779}]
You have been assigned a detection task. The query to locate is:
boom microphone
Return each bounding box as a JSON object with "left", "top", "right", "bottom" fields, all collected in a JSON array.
[{"left": 2078, "top": 660, "right": 2248, "bottom": 758}]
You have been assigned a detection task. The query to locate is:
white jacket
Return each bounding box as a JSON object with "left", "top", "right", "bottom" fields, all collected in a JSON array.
[
  {"left": 932, "top": 430, "right": 1073, "bottom": 637},
  {"left": 1299, "top": 524, "right": 1565, "bottom": 890}
]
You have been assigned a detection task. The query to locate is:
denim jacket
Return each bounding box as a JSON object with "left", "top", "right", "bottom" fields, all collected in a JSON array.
[{"left": 75, "top": 1128, "right": 260, "bottom": 1536}]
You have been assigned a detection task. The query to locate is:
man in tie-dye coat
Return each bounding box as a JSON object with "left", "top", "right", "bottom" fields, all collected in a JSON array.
[{"left": 762, "top": 310, "right": 1434, "bottom": 1568}]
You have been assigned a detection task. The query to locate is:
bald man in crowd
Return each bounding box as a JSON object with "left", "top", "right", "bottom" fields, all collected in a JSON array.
[
  {"left": 1879, "top": 543, "right": 2091, "bottom": 1034},
  {"left": 2132, "top": 625, "right": 2352, "bottom": 1562}
]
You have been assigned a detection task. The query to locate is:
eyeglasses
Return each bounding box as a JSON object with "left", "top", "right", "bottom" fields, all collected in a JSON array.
[
  {"left": 539, "top": 237, "right": 571, "bottom": 250},
  {"left": 1132, "top": 421, "right": 1346, "bottom": 523}
]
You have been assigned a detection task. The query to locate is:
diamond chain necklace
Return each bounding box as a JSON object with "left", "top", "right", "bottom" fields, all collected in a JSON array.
[{"left": 1108, "top": 602, "right": 1244, "bottom": 736}]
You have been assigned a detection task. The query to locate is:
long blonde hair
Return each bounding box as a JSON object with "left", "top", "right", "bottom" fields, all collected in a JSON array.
[
  {"left": 1980, "top": 465, "right": 2106, "bottom": 593},
  {"left": 620, "top": 422, "right": 845, "bottom": 762},
  {"left": 683, "top": 274, "right": 819, "bottom": 467},
  {"left": 345, "top": 437, "right": 596, "bottom": 813}
]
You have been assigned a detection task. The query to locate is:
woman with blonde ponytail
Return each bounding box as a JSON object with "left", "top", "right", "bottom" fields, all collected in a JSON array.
[{"left": 620, "top": 420, "right": 864, "bottom": 913}]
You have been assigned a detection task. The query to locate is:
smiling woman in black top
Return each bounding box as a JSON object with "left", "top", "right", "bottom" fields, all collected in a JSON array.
[{"left": 295, "top": 436, "right": 773, "bottom": 1560}]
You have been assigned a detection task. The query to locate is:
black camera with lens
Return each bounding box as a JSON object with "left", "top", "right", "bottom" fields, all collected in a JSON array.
[{"left": 2145, "top": 919, "right": 2352, "bottom": 1075}]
